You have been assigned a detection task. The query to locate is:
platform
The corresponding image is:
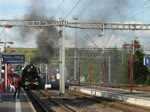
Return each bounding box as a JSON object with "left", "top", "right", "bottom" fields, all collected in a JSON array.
[
  {"left": 69, "top": 86, "right": 150, "bottom": 108},
  {"left": 0, "top": 88, "right": 36, "bottom": 112}
]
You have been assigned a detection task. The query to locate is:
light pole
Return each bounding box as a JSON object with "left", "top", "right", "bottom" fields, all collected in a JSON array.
[
  {"left": 73, "top": 16, "right": 78, "bottom": 82},
  {"left": 0, "top": 41, "right": 14, "bottom": 53}
]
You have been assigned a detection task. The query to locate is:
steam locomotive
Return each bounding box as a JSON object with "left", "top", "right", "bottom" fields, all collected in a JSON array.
[{"left": 21, "top": 63, "right": 41, "bottom": 89}]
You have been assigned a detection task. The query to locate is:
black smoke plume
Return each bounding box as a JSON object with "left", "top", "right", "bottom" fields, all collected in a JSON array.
[{"left": 19, "top": 0, "right": 59, "bottom": 64}]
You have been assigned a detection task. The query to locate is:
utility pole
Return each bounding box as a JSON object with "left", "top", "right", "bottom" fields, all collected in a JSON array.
[
  {"left": 123, "top": 43, "right": 139, "bottom": 93},
  {"left": 103, "top": 55, "right": 106, "bottom": 88},
  {"left": 0, "top": 48, "right": 1, "bottom": 80},
  {"left": 62, "top": 25, "right": 65, "bottom": 94},
  {"left": 89, "top": 56, "right": 92, "bottom": 87},
  {"left": 73, "top": 16, "right": 78, "bottom": 82},
  {"left": 59, "top": 28, "right": 62, "bottom": 94},
  {"left": 108, "top": 55, "right": 111, "bottom": 83},
  {"left": 102, "top": 51, "right": 111, "bottom": 88},
  {"left": 59, "top": 19, "right": 66, "bottom": 95}
]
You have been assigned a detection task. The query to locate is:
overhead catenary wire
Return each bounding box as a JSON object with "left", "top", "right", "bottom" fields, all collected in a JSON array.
[
  {"left": 121, "top": 0, "right": 150, "bottom": 22},
  {"left": 64, "top": 0, "right": 100, "bottom": 50},
  {"left": 104, "top": 1, "right": 150, "bottom": 50},
  {"left": 114, "top": 0, "right": 150, "bottom": 49},
  {"left": 124, "top": 6, "right": 150, "bottom": 22},
  {"left": 64, "top": 0, "right": 150, "bottom": 52},
  {"left": 78, "top": 0, "right": 95, "bottom": 16},
  {"left": 64, "top": 0, "right": 81, "bottom": 20},
  {"left": 52, "top": 0, "right": 64, "bottom": 18},
  {"left": 0, "top": 28, "right": 5, "bottom": 37},
  {"left": 102, "top": 30, "right": 115, "bottom": 49},
  {"left": 120, "top": 30, "right": 130, "bottom": 43},
  {"left": 64, "top": 0, "right": 95, "bottom": 37},
  {"left": 85, "top": 34, "right": 99, "bottom": 48}
]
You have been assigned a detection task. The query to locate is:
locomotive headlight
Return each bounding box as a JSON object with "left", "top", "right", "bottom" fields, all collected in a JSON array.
[
  {"left": 34, "top": 82, "right": 39, "bottom": 85},
  {"left": 25, "top": 82, "right": 29, "bottom": 85},
  {"left": 1, "top": 70, "right": 4, "bottom": 73}
]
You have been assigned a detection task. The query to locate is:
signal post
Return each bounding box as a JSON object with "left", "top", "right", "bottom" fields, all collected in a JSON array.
[{"left": 123, "top": 43, "right": 139, "bottom": 93}]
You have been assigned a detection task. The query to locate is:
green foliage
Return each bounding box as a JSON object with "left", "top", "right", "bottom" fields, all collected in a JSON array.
[
  {"left": 90, "top": 60, "right": 101, "bottom": 82},
  {"left": 109, "top": 47, "right": 130, "bottom": 84},
  {"left": 6, "top": 40, "right": 149, "bottom": 86},
  {"left": 132, "top": 40, "right": 149, "bottom": 84},
  {"left": 5, "top": 47, "right": 37, "bottom": 62},
  {"left": 145, "top": 74, "right": 150, "bottom": 85}
]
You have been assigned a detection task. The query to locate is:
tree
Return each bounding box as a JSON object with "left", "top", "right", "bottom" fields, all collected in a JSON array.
[
  {"left": 110, "top": 47, "right": 129, "bottom": 84},
  {"left": 133, "top": 39, "right": 149, "bottom": 84}
]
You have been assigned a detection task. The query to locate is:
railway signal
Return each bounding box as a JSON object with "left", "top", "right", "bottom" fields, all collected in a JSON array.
[{"left": 0, "top": 24, "right": 12, "bottom": 28}]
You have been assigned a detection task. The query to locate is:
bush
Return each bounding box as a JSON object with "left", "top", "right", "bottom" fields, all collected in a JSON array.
[{"left": 145, "top": 74, "right": 150, "bottom": 85}]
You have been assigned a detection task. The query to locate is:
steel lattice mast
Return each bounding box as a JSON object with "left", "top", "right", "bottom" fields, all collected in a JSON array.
[{"left": 0, "top": 20, "right": 150, "bottom": 30}]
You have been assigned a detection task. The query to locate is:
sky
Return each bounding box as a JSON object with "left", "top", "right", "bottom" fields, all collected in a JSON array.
[{"left": 0, "top": 0, "right": 150, "bottom": 53}]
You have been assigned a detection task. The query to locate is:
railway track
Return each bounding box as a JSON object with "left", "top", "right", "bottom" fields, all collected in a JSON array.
[
  {"left": 25, "top": 90, "right": 50, "bottom": 112},
  {"left": 26, "top": 90, "right": 76, "bottom": 112},
  {"left": 66, "top": 89, "right": 150, "bottom": 112},
  {"left": 26, "top": 89, "right": 150, "bottom": 112}
]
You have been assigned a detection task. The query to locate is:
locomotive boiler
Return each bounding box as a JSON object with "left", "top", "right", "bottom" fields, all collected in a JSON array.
[{"left": 21, "top": 63, "right": 41, "bottom": 89}]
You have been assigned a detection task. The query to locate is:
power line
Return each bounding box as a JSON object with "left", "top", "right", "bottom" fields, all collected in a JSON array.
[
  {"left": 121, "top": 0, "right": 150, "bottom": 22},
  {"left": 78, "top": 0, "right": 95, "bottom": 16},
  {"left": 120, "top": 30, "right": 130, "bottom": 43},
  {"left": 85, "top": 34, "right": 99, "bottom": 48},
  {"left": 0, "top": 28, "right": 5, "bottom": 37},
  {"left": 103, "top": 30, "right": 115, "bottom": 48},
  {"left": 124, "top": 6, "right": 150, "bottom": 21},
  {"left": 52, "top": 0, "right": 64, "bottom": 18},
  {"left": 115, "top": 0, "right": 150, "bottom": 49},
  {"left": 64, "top": 0, "right": 81, "bottom": 19}
]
